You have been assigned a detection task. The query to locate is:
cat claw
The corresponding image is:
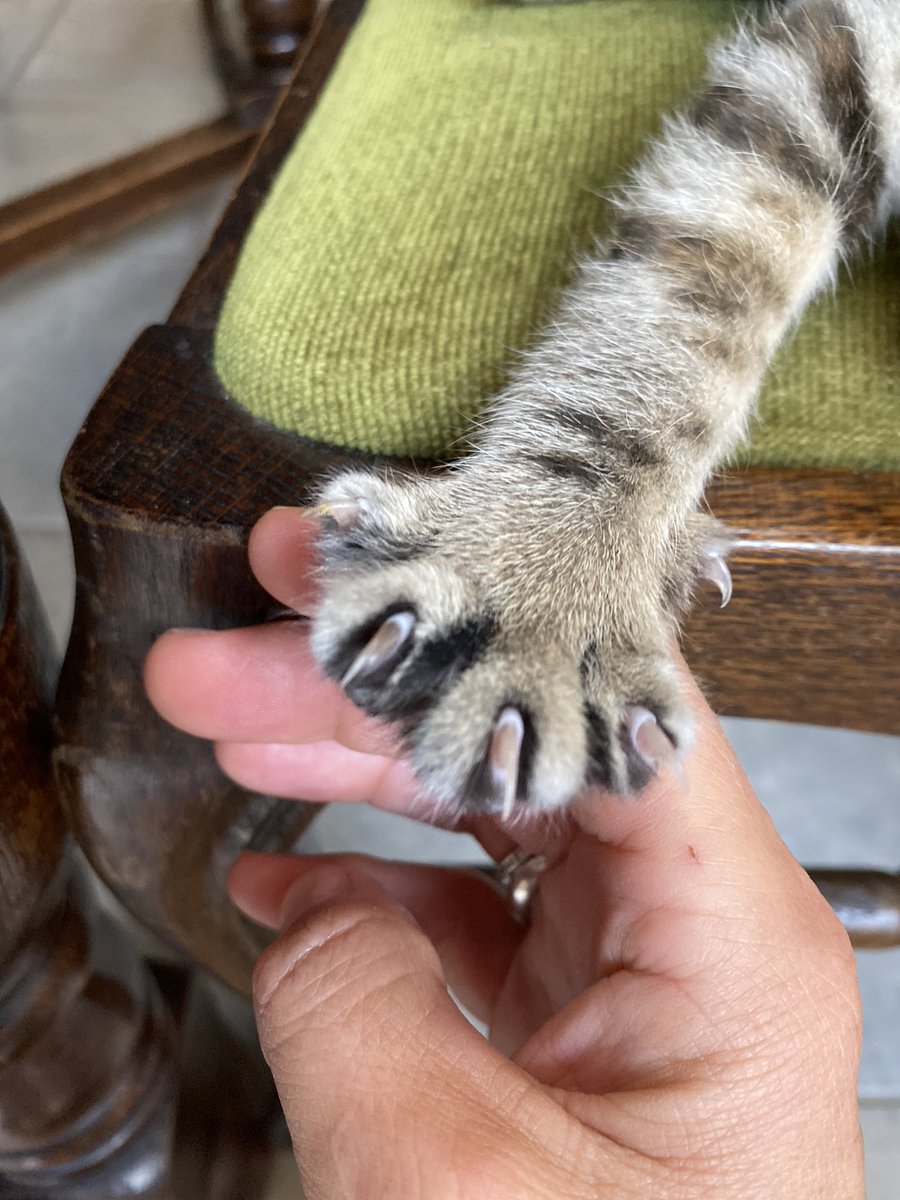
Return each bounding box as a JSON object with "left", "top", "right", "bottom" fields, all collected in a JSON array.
[
  {"left": 313, "top": 499, "right": 367, "bottom": 528},
  {"left": 700, "top": 552, "right": 732, "bottom": 608},
  {"left": 489, "top": 707, "right": 524, "bottom": 821},
  {"left": 341, "top": 610, "right": 416, "bottom": 689},
  {"left": 627, "top": 706, "right": 685, "bottom": 785}
]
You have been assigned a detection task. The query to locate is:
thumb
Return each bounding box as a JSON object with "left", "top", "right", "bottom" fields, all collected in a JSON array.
[{"left": 251, "top": 862, "right": 561, "bottom": 1198}]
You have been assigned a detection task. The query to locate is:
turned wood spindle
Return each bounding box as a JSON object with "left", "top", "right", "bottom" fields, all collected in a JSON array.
[
  {"left": 201, "top": 0, "right": 317, "bottom": 125},
  {"left": 0, "top": 504, "right": 177, "bottom": 1199},
  {"left": 242, "top": 0, "right": 317, "bottom": 75}
]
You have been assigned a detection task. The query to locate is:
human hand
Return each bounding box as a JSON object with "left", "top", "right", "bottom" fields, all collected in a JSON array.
[{"left": 145, "top": 507, "right": 864, "bottom": 1200}]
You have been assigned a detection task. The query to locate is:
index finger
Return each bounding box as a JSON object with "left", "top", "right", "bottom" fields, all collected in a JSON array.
[
  {"left": 144, "top": 622, "right": 396, "bottom": 752},
  {"left": 247, "top": 505, "right": 321, "bottom": 614}
]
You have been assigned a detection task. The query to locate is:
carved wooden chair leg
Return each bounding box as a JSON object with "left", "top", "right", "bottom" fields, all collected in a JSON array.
[
  {"left": 0, "top": 502, "right": 177, "bottom": 1198},
  {"left": 54, "top": 331, "right": 322, "bottom": 997},
  {"left": 168, "top": 973, "right": 283, "bottom": 1198}
]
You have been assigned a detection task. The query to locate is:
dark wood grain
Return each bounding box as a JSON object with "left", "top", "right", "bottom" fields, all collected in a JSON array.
[
  {"left": 167, "top": 971, "right": 282, "bottom": 1200},
  {"left": 708, "top": 468, "right": 900, "bottom": 548},
  {"left": 61, "top": 325, "right": 368, "bottom": 527},
  {"left": 57, "top": 428, "right": 319, "bottom": 992},
  {"left": 0, "top": 503, "right": 177, "bottom": 1197},
  {"left": 689, "top": 469, "right": 900, "bottom": 733},
  {"left": 0, "top": 119, "right": 255, "bottom": 279}
]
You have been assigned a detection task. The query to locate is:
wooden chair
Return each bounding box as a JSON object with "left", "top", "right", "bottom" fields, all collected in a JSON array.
[
  {"left": 0, "top": 500, "right": 178, "bottom": 1196},
  {"left": 54, "top": 0, "right": 900, "bottom": 1005},
  {"left": 1, "top": 498, "right": 286, "bottom": 1195},
  {"left": 0, "top": 0, "right": 317, "bottom": 280},
  {"left": 201, "top": 0, "right": 318, "bottom": 126}
]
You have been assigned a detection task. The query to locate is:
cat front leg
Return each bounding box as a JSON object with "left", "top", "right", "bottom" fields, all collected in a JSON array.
[{"left": 311, "top": 0, "right": 899, "bottom": 815}]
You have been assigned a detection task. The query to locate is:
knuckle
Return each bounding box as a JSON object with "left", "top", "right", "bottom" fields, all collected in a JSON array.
[{"left": 252, "top": 899, "right": 419, "bottom": 1024}]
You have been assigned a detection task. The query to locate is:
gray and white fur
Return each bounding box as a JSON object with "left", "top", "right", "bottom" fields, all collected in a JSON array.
[{"left": 310, "top": 0, "right": 900, "bottom": 815}]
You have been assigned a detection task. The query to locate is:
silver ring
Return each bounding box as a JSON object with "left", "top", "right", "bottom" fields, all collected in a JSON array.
[{"left": 492, "top": 849, "right": 546, "bottom": 921}]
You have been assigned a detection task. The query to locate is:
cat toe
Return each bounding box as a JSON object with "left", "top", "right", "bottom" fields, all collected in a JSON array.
[{"left": 579, "top": 645, "right": 693, "bottom": 797}]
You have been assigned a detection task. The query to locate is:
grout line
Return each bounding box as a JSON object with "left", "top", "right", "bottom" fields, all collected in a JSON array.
[{"left": 0, "top": 0, "right": 73, "bottom": 99}]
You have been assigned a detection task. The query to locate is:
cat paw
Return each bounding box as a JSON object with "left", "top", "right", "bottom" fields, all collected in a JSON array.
[{"left": 310, "top": 468, "right": 728, "bottom": 815}]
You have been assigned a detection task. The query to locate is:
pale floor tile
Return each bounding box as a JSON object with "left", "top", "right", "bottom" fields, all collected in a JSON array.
[
  {"left": 0, "top": 0, "right": 69, "bottom": 94},
  {"left": 721, "top": 717, "right": 900, "bottom": 869},
  {"left": 861, "top": 1106, "right": 900, "bottom": 1200},
  {"left": 0, "top": 0, "right": 223, "bottom": 200},
  {"left": 15, "top": 526, "right": 74, "bottom": 650},
  {"left": 0, "top": 84, "right": 224, "bottom": 202},
  {"left": 20, "top": 0, "right": 215, "bottom": 93},
  {"left": 0, "top": 183, "right": 233, "bottom": 535}
]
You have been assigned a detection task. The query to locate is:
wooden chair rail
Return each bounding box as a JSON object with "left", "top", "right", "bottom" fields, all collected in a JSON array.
[
  {"left": 0, "top": 120, "right": 256, "bottom": 281},
  {"left": 809, "top": 869, "right": 900, "bottom": 949},
  {"left": 477, "top": 862, "right": 900, "bottom": 950}
]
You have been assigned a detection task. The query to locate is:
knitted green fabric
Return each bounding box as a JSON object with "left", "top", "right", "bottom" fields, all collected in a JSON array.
[{"left": 215, "top": 0, "right": 900, "bottom": 470}]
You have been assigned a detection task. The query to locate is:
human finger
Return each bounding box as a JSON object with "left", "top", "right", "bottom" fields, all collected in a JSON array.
[
  {"left": 230, "top": 850, "right": 523, "bottom": 1019},
  {"left": 247, "top": 505, "right": 321, "bottom": 614},
  {"left": 248, "top": 863, "right": 593, "bottom": 1197},
  {"left": 144, "top": 623, "right": 397, "bottom": 754},
  {"left": 215, "top": 739, "right": 423, "bottom": 811}
]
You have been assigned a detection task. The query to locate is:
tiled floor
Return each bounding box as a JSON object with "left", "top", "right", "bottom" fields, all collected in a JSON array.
[
  {"left": 1, "top": 2, "right": 898, "bottom": 1197},
  {"left": 0, "top": 0, "right": 223, "bottom": 201}
]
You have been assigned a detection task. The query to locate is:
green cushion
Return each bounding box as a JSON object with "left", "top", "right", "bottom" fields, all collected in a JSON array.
[{"left": 214, "top": 0, "right": 900, "bottom": 470}]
